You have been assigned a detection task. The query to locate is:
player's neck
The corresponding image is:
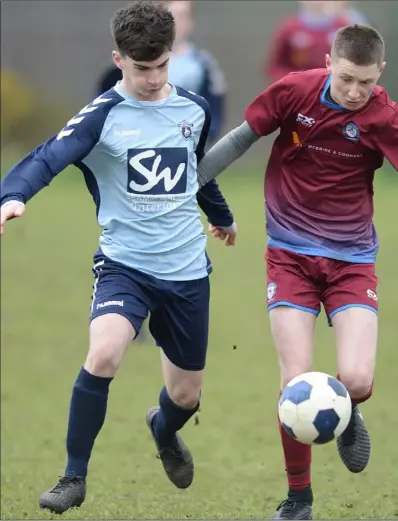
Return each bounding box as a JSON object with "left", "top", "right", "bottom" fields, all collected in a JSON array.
[
  {"left": 120, "top": 79, "right": 173, "bottom": 102},
  {"left": 329, "top": 83, "right": 350, "bottom": 109},
  {"left": 328, "top": 84, "right": 339, "bottom": 106}
]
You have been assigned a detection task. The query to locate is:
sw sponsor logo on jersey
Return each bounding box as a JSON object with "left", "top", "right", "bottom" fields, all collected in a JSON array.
[
  {"left": 127, "top": 148, "right": 188, "bottom": 195},
  {"left": 297, "top": 112, "right": 316, "bottom": 128},
  {"left": 342, "top": 122, "right": 360, "bottom": 142},
  {"left": 178, "top": 120, "right": 194, "bottom": 139}
]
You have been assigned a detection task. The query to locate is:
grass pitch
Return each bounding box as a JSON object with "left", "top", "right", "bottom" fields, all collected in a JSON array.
[{"left": 1, "top": 164, "right": 398, "bottom": 519}]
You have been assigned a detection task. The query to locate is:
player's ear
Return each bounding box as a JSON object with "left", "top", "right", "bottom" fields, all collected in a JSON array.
[
  {"left": 379, "top": 61, "right": 386, "bottom": 74},
  {"left": 112, "top": 50, "right": 123, "bottom": 70},
  {"left": 325, "top": 54, "right": 332, "bottom": 71}
]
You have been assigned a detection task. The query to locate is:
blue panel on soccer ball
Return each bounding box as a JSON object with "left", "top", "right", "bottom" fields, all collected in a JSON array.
[
  {"left": 313, "top": 409, "right": 340, "bottom": 444},
  {"left": 282, "top": 423, "right": 297, "bottom": 440},
  {"left": 327, "top": 376, "right": 348, "bottom": 398},
  {"left": 280, "top": 380, "right": 313, "bottom": 405}
]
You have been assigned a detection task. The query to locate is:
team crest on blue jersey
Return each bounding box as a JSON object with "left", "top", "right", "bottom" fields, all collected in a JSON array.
[
  {"left": 178, "top": 120, "right": 194, "bottom": 139},
  {"left": 342, "top": 122, "right": 360, "bottom": 142}
]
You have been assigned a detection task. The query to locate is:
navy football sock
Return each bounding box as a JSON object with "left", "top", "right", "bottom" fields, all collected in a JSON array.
[
  {"left": 152, "top": 387, "right": 199, "bottom": 447},
  {"left": 65, "top": 367, "right": 113, "bottom": 477}
]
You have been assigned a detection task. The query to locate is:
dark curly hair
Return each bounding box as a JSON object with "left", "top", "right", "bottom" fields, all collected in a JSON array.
[{"left": 111, "top": 1, "right": 175, "bottom": 62}]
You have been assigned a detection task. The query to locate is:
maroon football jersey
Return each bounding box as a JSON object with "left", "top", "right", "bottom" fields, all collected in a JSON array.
[{"left": 245, "top": 69, "right": 398, "bottom": 262}]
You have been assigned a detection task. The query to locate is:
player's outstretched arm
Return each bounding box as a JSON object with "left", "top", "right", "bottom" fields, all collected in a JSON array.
[
  {"left": 191, "top": 90, "right": 238, "bottom": 245},
  {"left": 0, "top": 93, "right": 120, "bottom": 235},
  {"left": 197, "top": 121, "right": 260, "bottom": 188},
  {"left": 197, "top": 74, "right": 297, "bottom": 188}
]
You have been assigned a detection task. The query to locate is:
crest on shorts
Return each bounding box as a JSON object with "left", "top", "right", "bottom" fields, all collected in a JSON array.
[
  {"left": 267, "top": 282, "right": 277, "bottom": 301},
  {"left": 342, "top": 122, "right": 360, "bottom": 142},
  {"left": 178, "top": 120, "right": 194, "bottom": 139}
]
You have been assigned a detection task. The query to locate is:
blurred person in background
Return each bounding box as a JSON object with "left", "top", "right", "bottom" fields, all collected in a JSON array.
[
  {"left": 96, "top": 0, "right": 227, "bottom": 144},
  {"left": 265, "top": 0, "right": 351, "bottom": 83},
  {"left": 327, "top": 0, "right": 370, "bottom": 25}
]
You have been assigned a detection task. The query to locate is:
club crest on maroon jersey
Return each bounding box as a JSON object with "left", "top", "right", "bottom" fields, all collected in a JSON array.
[{"left": 342, "top": 122, "right": 360, "bottom": 142}]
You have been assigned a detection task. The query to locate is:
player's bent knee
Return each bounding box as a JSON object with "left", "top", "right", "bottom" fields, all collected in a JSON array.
[
  {"left": 84, "top": 344, "right": 126, "bottom": 377},
  {"left": 161, "top": 351, "right": 203, "bottom": 408},
  {"left": 339, "top": 369, "right": 373, "bottom": 399},
  {"left": 86, "top": 315, "right": 135, "bottom": 377},
  {"left": 168, "top": 381, "right": 201, "bottom": 409}
]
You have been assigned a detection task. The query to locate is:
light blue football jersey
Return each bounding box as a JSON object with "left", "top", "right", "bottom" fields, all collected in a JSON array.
[{"left": 1, "top": 83, "right": 233, "bottom": 281}]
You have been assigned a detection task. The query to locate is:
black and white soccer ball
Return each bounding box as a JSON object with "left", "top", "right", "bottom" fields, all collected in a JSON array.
[{"left": 278, "top": 372, "right": 352, "bottom": 445}]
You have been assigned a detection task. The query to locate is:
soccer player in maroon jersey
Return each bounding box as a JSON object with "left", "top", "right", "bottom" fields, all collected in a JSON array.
[{"left": 197, "top": 24, "right": 398, "bottom": 520}]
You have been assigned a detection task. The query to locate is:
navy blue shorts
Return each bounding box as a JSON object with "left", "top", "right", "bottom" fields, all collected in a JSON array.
[{"left": 90, "top": 254, "right": 210, "bottom": 371}]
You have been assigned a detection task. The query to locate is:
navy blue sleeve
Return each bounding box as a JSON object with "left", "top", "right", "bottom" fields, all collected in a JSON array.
[
  {"left": 194, "top": 96, "right": 234, "bottom": 227},
  {"left": 197, "top": 50, "right": 227, "bottom": 144},
  {"left": 197, "top": 180, "right": 234, "bottom": 227},
  {"left": 175, "top": 86, "right": 234, "bottom": 227},
  {"left": 1, "top": 93, "right": 123, "bottom": 206}
]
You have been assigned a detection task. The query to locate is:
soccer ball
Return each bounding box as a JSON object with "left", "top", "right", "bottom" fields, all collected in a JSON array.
[{"left": 278, "top": 372, "right": 352, "bottom": 445}]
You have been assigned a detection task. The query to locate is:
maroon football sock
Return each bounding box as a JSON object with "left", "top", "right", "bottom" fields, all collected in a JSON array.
[{"left": 279, "top": 418, "right": 312, "bottom": 490}]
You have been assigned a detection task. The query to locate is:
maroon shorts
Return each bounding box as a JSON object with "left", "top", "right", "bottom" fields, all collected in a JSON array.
[{"left": 265, "top": 246, "right": 378, "bottom": 323}]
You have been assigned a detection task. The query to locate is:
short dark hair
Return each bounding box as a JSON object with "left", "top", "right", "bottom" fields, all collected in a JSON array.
[
  {"left": 111, "top": 1, "right": 175, "bottom": 62},
  {"left": 332, "top": 25, "right": 385, "bottom": 66}
]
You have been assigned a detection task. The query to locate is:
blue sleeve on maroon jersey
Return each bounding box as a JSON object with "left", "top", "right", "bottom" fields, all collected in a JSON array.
[{"left": 0, "top": 92, "right": 123, "bottom": 206}]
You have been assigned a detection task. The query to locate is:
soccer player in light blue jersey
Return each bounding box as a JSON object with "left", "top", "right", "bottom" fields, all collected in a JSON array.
[
  {"left": 0, "top": 1, "right": 236, "bottom": 514},
  {"left": 96, "top": 0, "right": 228, "bottom": 345}
]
